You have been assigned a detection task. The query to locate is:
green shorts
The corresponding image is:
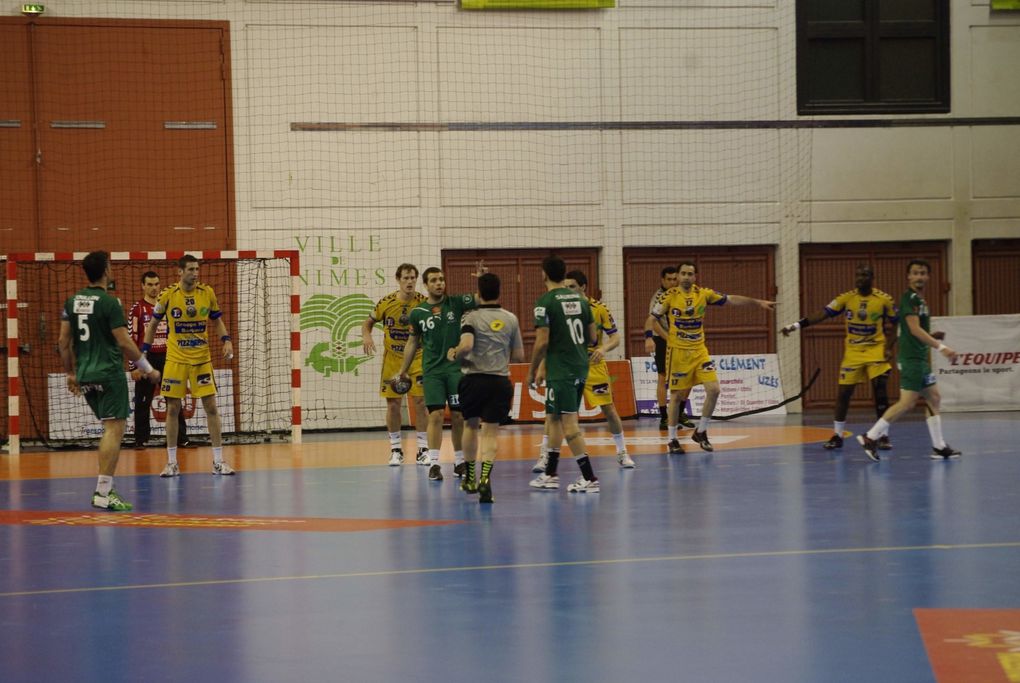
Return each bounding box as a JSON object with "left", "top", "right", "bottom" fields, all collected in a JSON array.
[
  {"left": 82, "top": 374, "right": 130, "bottom": 421},
  {"left": 423, "top": 368, "right": 463, "bottom": 411},
  {"left": 898, "top": 359, "right": 936, "bottom": 392},
  {"left": 545, "top": 376, "right": 586, "bottom": 415}
]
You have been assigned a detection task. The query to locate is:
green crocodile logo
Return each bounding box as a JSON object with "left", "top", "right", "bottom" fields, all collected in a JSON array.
[{"left": 300, "top": 294, "right": 375, "bottom": 378}]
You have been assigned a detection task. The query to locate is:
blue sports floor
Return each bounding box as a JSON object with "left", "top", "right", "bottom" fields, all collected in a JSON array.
[{"left": 1, "top": 412, "right": 1018, "bottom": 683}]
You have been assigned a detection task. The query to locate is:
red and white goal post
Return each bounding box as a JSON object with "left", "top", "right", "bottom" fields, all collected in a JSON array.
[{"left": 4, "top": 250, "right": 301, "bottom": 456}]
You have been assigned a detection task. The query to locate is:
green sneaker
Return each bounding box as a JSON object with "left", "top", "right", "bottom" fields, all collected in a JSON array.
[
  {"left": 92, "top": 489, "right": 133, "bottom": 511},
  {"left": 478, "top": 476, "right": 493, "bottom": 504},
  {"left": 461, "top": 477, "right": 478, "bottom": 494}
]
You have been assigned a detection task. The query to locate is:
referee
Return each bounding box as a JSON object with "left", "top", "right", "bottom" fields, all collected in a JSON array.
[{"left": 448, "top": 273, "right": 524, "bottom": 504}]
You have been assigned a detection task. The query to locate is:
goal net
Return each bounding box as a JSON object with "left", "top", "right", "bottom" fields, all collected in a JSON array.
[{"left": 3, "top": 251, "right": 300, "bottom": 454}]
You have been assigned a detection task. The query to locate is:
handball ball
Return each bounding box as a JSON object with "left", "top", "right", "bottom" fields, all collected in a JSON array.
[{"left": 389, "top": 377, "right": 412, "bottom": 395}]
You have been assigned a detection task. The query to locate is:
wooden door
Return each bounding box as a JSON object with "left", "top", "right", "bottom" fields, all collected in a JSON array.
[
  {"left": 0, "top": 23, "right": 37, "bottom": 254},
  {"left": 972, "top": 240, "right": 1020, "bottom": 315}
]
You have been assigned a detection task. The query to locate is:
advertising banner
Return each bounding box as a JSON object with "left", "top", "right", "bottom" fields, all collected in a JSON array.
[
  {"left": 507, "top": 360, "right": 636, "bottom": 423},
  {"left": 631, "top": 353, "right": 786, "bottom": 418},
  {"left": 932, "top": 314, "right": 1020, "bottom": 412},
  {"left": 47, "top": 369, "right": 236, "bottom": 439}
]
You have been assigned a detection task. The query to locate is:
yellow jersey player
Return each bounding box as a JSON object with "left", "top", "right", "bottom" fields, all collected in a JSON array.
[
  {"left": 646, "top": 261, "right": 776, "bottom": 454},
  {"left": 782, "top": 264, "right": 898, "bottom": 451},
  {"left": 532, "top": 270, "right": 634, "bottom": 472},
  {"left": 144, "top": 254, "right": 235, "bottom": 477},
  {"left": 362, "top": 264, "right": 429, "bottom": 466}
]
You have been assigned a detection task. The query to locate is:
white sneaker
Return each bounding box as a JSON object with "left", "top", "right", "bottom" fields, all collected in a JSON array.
[
  {"left": 567, "top": 477, "right": 600, "bottom": 493},
  {"left": 531, "top": 451, "right": 549, "bottom": 473},
  {"left": 389, "top": 448, "right": 403, "bottom": 466},
  {"left": 529, "top": 473, "right": 559, "bottom": 490},
  {"left": 213, "top": 461, "right": 236, "bottom": 475},
  {"left": 617, "top": 452, "right": 635, "bottom": 469},
  {"left": 159, "top": 462, "right": 180, "bottom": 478},
  {"left": 416, "top": 448, "right": 430, "bottom": 466}
]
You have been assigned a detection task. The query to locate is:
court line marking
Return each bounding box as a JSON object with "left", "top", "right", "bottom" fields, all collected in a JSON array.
[{"left": 3, "top": 540, "right": 1019, "bottom": 599}]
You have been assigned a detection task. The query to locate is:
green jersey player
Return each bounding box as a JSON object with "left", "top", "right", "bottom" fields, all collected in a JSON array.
[
  {"left": 858, "top": 259, "right": 961, "bottom": 461},
  {"left": 58, "top": 251, "right": 161, "bottom": 511},
  {"left": 397, "top": 266, "right": 477, "bottom": 482},
  {"left": 526, "top": 255, "right": 600, "bottom": 493}
]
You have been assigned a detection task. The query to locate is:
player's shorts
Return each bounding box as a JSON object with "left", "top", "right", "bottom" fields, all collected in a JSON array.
[
  {"left": 898, "top": 359, "right": 936, "bottom": 392},
  {"left": 424, "top": 367, "right": 463, "bottom": 411},
  {"left": 545, "top": 376, "right": 586, "bottom": 415},
  {"left": 161, "top": 360, "right": 217, "bottom": 400},
  {"left": 380, "top": 350, "right": 424, "bottom": 398},
  {"left": 459, "top": 373, "right": 513, "bottom": 424},
  {"left": 665, "top": 345, "right": 717, "bottom": 392},
  {"left": 838, "top": 345, "right": 891, "bottom": 385},
  {"left": 82, "top": 374, "right": 130, "bottom": 421},
  {"left": 653, "top": 336, "right": 667, "bottom": 375},
  {"left": 583, "top": 360, "right": 614, "bottom": 408}
]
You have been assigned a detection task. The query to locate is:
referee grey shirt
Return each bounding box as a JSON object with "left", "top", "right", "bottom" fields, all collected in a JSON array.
[{"left": 459, "top": 305, "right": 523, "bottom": 376}]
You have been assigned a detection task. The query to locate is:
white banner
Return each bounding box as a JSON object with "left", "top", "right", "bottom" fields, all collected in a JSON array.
[
  {"left": 932, "top": 314, "right": 1020, "bottom": 412},
  {"left": 47, "top": 370, "right": 236, "bottom": 439},
  {"left": 631, "top": 353, "right": 786, "bottom": 417}
]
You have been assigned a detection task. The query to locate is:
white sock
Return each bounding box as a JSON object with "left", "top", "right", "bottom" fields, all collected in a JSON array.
[
  {"left": 454, "top": 450, "right": 464, "bottom": 465},
  {"left": 834, "top": 421, "right": 846, "bottom": 437},
  {"left": 416, "top": 432, "right": 427, "bottom": 449},
  {"left": 429, "top": 448, "right": 440, "bottom": 465},
  {"left": 213, "top": 446, "right": 223, "bottom": 464},
  {"left": 167, "top": 447, "right": 178, "bottom": 465},
  {"left": 866, "top": 419, "right": 890, "bottom": 441},
  {"left": 388, "top": 431, "right": 401, "bottom": 448},
  {"left": 612, "top": 432, "right": 626, "bottom": 454},
  {"left": 926, "top": 415, "right": 946, "bottom": 449},
  {"left": 96, "top": 475, "right": 113, "bottom": 496},
  {"left": 698, "top": 416, "right": 710, "bottom": 432},
  {"left": 540, "top": 434, "right": 549, "bottom": 455},
  {"left": 668, "top": 424, "right": 677, "bottom": 441}
]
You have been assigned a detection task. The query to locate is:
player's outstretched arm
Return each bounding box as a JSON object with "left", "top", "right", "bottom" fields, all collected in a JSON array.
[
  {"left": 905, "top": 315, "right": 957, "bottom": 361},
  {"left": 780, "top": 310, "right": 831, "bottom": 337},
  {"left": 726, "top": 294, "right": 777, "bottom": 311},
  {"left": 113, "top": 326, "right": 160, "bottom": 383}
]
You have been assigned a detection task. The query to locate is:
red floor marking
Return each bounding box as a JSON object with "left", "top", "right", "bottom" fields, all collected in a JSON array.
[
  {"left": 0, "top": 509, "right": 461, "bottom": 532},
  {"left": 915, "top": 609, "right": 1020, "bottom": 682}
]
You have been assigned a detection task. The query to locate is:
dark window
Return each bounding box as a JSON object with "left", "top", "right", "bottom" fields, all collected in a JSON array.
[{"left": 797, "top": 0, "right": 950, "bottom": 115}]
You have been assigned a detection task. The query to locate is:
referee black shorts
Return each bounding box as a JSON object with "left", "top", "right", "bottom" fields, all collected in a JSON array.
[
  {"left": 458, "top": 374, "right": 513, "bottom": 424},
  {"left": 653, "top": 336, "right": 667, "bottom": 375}
]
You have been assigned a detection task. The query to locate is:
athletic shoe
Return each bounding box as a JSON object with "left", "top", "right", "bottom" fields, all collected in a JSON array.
[
  {"left": 416, "top": 449, "right": 430, "bottom": 466},
  {"left": 159, "top": 462, "right": 180, "bottom": 478},
  {"left": 213, "top": 461, "right": 236, "bottom": 475},
  {"left": 877, "top": 435, "right": 892, "bottom": 451},
  {"left": 92, "top": 489, "right": 133, "bottom": 511},
  {"left": 658, "top": 417, "right": 668, "bottom": 431},
  {"left": 617, "top": 452, "right": 636, "bottom": 469},
  {"left": 178, "top": 440, "right": 198, "bottom": 449},
  {"left": 678, "top": 414, "right": 695, "bottom": 429},
  {"left": 566, "top": 477, "right": 600, "bottom": 494},
  {"left": 692, "top": 430, "right": 714, "bottom": 452},
  {"left": 856, "top": 435, "right": 880, "bottom": 462},
  {"left": 823, "top": 434, "right": 843, "bottom": 450},
  {"left": 461, "top": 476, "right": 478, "bottom": 494},
  {"left": 453, "top": 462, "right": 466, "bottom": 479},
  {"left": 529, "top": 474, "right": 559, "bottom": 490},
  {"left": 428, "top": 464, "right": 443, "bottom": 481},
  {"left": 478, "top": 477, "right": 493, "bottom": 504},
  {"left": 667, "top": 439, "right": 684, "bottom": 455},
  {"left": 930, "top": 445, "right": 961, "bottom": 459},
  {"left": 133, "top": 442, "right": 147, "bottom": 451},
  {"left": 388, "top": 449, "right": 403, "bottom": 466},
  {"left": 531, "top": 451, "right": 548, "bottom": 474}
]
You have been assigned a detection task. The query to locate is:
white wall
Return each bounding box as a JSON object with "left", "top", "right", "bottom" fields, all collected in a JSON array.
[{"left": 23, "top": 0, "right": 1020, "bottom": 428}]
